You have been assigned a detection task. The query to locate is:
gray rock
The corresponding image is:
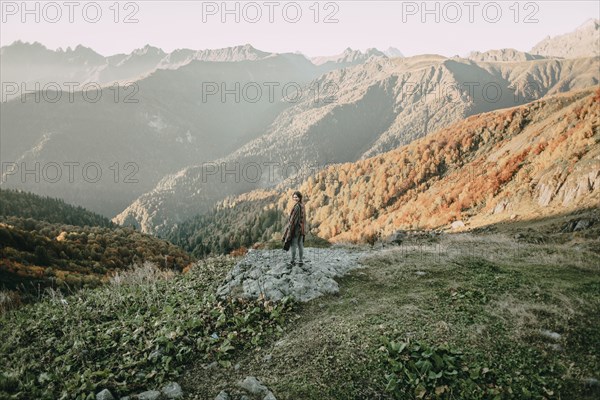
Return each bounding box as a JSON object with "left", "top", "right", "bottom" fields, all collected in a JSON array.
[
  {"left": 120, "top": 397, "right": 130, "bottom": 400},
  {"left": 217, "top": 248, "right": 368, "bottom": 303},
  {"left": 148, "top": 349, "right": 163, "bottom": 361},
  {"left": 204, "top": 361, "right": 218, "bottom": 369},
  {"left": 263, "top": 391, "right": 277, "bottom": 400},
  {"left": 493, "top": 199, "right": 510, "bottom": 214},
  {"left": 96, "top": 389, "right": 115, "bottom": 400},
  {"left": 136, "top": 390, "right": 162, "bottom": 400},
  {"left": 267, "top": 263, "right": 289, "bottom": 277},
  {"left": 583, "top": 377, "right": 599, "bottom": 387},
  {"left": 549, "top": 343, "right": 563, "bottom": 352},
  {"left": 161, "top": 382, "right": 183, "bottom": 399},
  {"left": 238, "top": 376, "right": 269, "bottom": 395},
  {"left": 215, "top": 390, "right": 230, "bottom": 400},
  {"left": 451, "top": 220, "right": 465, "bottom": 229},
  {"left": 389, "top": 230, "right": 406, "bottom": 245},
  {"left": 574, "top": 219, "right": 592, "bottom": 231},
  {"left": 540, "top": 329, "right": 561, "bottom": 341},
  {"left": 291, "top": 266, "right": 304, "bottom": 275}
]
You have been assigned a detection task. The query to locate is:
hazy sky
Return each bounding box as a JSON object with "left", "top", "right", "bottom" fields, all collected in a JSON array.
[{"left": 0, "top": 1, "right": 598, "bottom": 57}]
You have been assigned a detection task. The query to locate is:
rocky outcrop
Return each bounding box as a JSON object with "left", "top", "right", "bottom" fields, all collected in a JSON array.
[
  {"left": 536, "top": 162, "right": 599, "bottom": 207},
  {"left": 557, "top": 166, "right": 600, "bottom": 206},
  {"left": 216, "top": 248, "right": 369, "bottom": 302}
]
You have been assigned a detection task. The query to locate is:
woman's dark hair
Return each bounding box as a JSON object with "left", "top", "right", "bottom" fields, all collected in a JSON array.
[{"left": 292, "top": 191, "right": 303, "bottom": 202}]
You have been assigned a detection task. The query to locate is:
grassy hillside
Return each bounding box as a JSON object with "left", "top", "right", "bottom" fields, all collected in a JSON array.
[
  {"left": 180, "top": 233, "right": 600, "bottom": 399},
  {"left": 0, "top": 256, "right": 293, "bottom": 399},
  {"left": 1, "top": 232, "right": 598, "bottom": 399}
]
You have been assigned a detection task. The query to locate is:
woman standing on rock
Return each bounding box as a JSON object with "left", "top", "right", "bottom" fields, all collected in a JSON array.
[{"left": 283, "top": 191, "right": 306, "bottom": 265}]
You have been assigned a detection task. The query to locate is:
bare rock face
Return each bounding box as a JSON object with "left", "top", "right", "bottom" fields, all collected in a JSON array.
[
  {"left": 535, "top": 162, "right": 599, "bottom": 207},
  {"left": 557, "top": 166, "right": 600, "bottom": 206},
  {"left": 217, "top": 376, "right": 279, "bottom": 400},
  {"left": 536, "top": 168, "right": 567, "bottom": 207},
  {"left": 451, "top": 220, "right": 465, "bottom": 229},
  {"left": 493, "top": 198, "right": 512, "bottom": 214}
]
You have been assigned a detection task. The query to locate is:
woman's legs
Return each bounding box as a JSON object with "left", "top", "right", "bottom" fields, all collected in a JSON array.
[
  {"left": 298, "top": 235, "right": 304, "bottom": 263},
  {"left": 291, "top": 234, "right": 298, "bottom": 262},
  {"left": 290, "top": 234, "right": 304, "bottom": 263}
]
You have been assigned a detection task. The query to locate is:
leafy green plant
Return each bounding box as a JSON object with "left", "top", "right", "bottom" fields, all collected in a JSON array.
[
  {"left": 380, "top": 337, "right": 495, "bottom": 399},
  {"left": 379, "top": 334, "right": 577, "bottom": 399}
]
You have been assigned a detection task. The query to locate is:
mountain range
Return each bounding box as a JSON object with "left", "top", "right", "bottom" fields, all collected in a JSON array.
[
  {"left": 1, "top": 19, "right": 598, "bottom": 237},
  {"left": 2, "top": 17, "right": 598, "bottom": 100},
  {"left": 113, "top": 54, "right": 599, "bottom": 235},
  {"left": 1, "top": 43, "right": 391, "bottom": 101}
]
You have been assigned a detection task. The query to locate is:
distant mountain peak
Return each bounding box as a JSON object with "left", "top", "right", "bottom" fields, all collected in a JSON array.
[
  {"left": 231, "top": 43, "right": 265, "bottom": 54},
  {"left": 578, "top": 18, "right": 599, "bottom": 30},
  {"left": 384, "top": 47, "right": 404, "bottom": 58},
  {"left": 65, "top": 44, "right": 99, "bottom": 54},
  {"left": 4, "top": 40, "right": 48, "bottom": 50},
  {"left": 531, "top": 18, "right": 599, "bottom": 58},
  {"left": 132, "top": 44, "right": 166, "bottom": 57},
  {"left": 365, "top": 47, "right": 386, "bottom": 56},
  {"left": 311, "top": 47, "right": 387, "bottom": 66}
]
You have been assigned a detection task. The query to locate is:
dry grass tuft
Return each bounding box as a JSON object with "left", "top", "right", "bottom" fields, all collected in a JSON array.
[{"left": 109, "top": 261, "right": 176, "bottom": 286}]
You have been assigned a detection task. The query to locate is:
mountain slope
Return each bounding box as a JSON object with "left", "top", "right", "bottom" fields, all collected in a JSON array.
[
  {"left": 167, "top": 87, "right": 599, "bottom": 249},
  {"left": 114, "top": 56, "right": 599, "bottom": 235},
  {"left": 0, "top": 192, "right": 192, "bottom": 293},
  {"left": 0, "top": 53, "right": 319, "bottom": 217},
  {"left": 0, "top": 188, "right": 113, "bottom": 228},
  {"left": 362, "top": 56, "right": 599, "bottom": 158},
  {"left": 304, "top": 88, "right": 599, "bottom": 242}
]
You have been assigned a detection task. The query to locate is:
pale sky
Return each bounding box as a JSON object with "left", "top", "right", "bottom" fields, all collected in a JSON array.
[{"left": 0, "top": 1, "right": 598, "bottom": 57}]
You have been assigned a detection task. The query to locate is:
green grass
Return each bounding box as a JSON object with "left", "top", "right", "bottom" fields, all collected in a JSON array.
[
  {"left": 2, "top": 234, "right": 599, "bottom": 400},
  {"left": 0, "top": 256, "right": 294, "bottom": 399},
  {"left": 180, "top": 234, "right": 599, "bottom": 399}
]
